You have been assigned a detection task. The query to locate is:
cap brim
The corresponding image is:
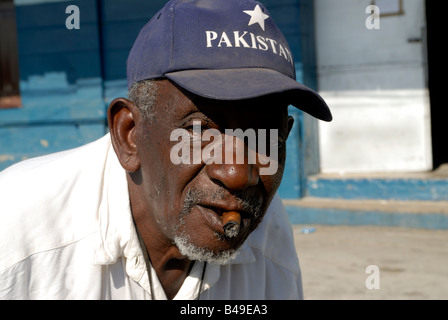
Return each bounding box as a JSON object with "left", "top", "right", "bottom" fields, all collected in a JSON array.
[{"left": 166, "top": 68, "right": 332, "bottom": 122}]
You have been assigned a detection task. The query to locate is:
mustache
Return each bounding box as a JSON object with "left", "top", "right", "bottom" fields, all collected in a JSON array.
[{"left": 181, "top": 188, "right": 263, "bottom": 219}]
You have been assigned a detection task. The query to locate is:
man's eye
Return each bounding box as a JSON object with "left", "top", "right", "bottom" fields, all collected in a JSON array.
[
  {"left": 187, "top": 124, "right": 209, "bottom": 132},
  {"left": 185, "top": 120, "right": 214, "bottom": 133}
]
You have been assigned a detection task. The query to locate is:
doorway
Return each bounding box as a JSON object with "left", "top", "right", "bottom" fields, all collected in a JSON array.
[{"left": 426, "top": 0, "right": 447, "bottom": 170}]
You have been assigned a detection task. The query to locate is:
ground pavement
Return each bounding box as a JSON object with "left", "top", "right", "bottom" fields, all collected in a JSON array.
[{"left": 292, "top": 224, "right": 448, "bottom": 300}]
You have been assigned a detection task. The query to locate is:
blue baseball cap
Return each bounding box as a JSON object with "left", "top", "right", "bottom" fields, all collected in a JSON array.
[{"left": 127, "top": 0, "right": 332, "bottom": 121}]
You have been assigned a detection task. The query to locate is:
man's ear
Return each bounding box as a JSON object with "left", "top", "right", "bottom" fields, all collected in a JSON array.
[{"left": 107, "top": 97, "right": 141, "bottom": 172}]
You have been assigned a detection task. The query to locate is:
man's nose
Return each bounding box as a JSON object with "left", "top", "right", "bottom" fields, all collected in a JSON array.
[
  {"left": 205, "top": 135, "right": 259, "bottom": 190},
  {"left": 205, "top": 162, "right": 260, "bottom": 191}
]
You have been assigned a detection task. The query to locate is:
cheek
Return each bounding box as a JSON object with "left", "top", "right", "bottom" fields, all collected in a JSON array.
[
  {"left": 260, "top": 150, "right": 286, "bottom": 192},
  {"left": 140, "top": 144, "right": 206, "bottom": 238},
  {"left": 137, "top": 133, "right": 185, "bottom": 230},
  {"left": 273, "top": 157, "right": 286, "bottom": 189}
]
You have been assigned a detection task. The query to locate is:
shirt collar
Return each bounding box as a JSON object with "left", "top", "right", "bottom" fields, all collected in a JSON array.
[{"left": 92, "top": 136, "right": 138, "bottom": 265}]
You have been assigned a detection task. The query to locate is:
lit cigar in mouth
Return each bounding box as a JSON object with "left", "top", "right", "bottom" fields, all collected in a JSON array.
[{"left": 222, "top": 211, "right": 241, "bottom": 238}]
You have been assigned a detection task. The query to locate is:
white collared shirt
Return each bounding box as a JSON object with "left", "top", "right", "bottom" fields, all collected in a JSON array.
[{"left": 0, "top": 134, "right": 303, "bottom": 299}]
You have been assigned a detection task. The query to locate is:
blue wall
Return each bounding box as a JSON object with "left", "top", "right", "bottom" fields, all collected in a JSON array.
[
  {"left": 267, "top": 0, "right": 319, "bottom": 199},
  {"left": 0, "top": 0, "right": 105, "bottom": 168},
  {"left": 99, "top": 0, "right": 167, "bottom": 102},
  {"left": 0, "top": 0, "right": 167, "bottom": 170}
]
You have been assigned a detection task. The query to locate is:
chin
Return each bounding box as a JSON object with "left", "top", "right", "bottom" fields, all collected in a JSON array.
[{"left": 173, "top": 232, "right": 243, "bottom": 264}]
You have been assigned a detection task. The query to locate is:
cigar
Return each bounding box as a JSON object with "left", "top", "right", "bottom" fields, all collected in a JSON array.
[{"left": 222, "top": 211, "right": 241, "bottom": 238}]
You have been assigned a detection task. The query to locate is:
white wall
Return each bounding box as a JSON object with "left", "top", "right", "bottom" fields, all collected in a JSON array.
[{"left": 315, "top": 0, "right": 431, "bottom": 173}]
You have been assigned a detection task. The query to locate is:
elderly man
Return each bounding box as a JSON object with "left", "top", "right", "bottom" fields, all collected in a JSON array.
[{"left": 0, "top": 0, "right": 331, "bottom": 299}]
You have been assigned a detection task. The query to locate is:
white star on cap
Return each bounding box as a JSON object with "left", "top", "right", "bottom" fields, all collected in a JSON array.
[{"left": 243, "top": 4, "right": 269, "bottom": 31}]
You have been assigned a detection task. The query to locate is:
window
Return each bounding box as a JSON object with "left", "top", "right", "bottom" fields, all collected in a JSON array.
[
  {"left": 373, "top": 0, "right": 404, "bottom": 17},
  {"left": 0, "top": 0, "right": 21, "bottom": 108}
]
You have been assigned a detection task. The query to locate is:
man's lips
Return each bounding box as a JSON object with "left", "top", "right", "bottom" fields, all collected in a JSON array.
[
  {"left": 197, "top": 204, "right": 223, "bottom": 229},
  {"left": 196, "top": 204, "right": 250, "bottom": 236},
  {"left": 198, "top": 203, "right": 251, "bottom": 219}
]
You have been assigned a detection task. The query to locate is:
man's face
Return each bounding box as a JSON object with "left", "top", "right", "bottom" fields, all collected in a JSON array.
[{"left": 132, "top": 79, "right": 292, "bottom": 263}]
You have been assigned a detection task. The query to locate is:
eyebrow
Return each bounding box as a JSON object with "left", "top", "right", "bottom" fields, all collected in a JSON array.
[{"left": 178, "top": 109, "right": 216, "bottom": 127}]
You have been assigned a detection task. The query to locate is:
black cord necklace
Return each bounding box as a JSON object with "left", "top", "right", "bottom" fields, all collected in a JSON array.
[{"left": 134, "top": 223, "right": 207, "bottom": 300}]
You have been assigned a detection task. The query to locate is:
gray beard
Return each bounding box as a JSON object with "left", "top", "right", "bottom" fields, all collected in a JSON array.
[{"left": 173, "top": 232, "right": 240, "bottom": 265}]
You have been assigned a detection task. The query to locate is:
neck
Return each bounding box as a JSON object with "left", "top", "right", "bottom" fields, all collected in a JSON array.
[
  {"left": 128, "top": 181, "right": 193, "bottom": 299},
  {"left": 134, "top": 215, "right": 194, "bottom": 300}
]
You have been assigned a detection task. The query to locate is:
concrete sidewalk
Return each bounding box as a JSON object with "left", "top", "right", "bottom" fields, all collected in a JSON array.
[{"left": 292, "top": 224, "right": 448, "bottom": 300}]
